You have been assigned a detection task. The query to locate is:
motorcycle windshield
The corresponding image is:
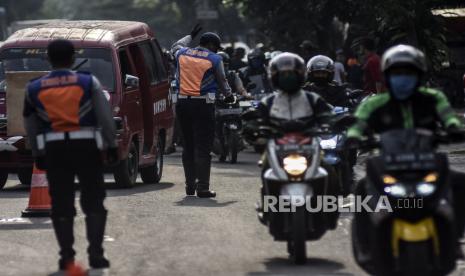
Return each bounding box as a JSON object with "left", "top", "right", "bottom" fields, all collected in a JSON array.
[{"left": 380, "top": 129, "right": 435, "bottom": 154}]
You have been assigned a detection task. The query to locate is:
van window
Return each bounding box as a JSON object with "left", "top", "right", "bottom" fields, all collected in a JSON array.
[
  {"left": 151, "top": 40, "right": 168, "bottom": 81},
  {"left": 0, "top": 48, "right": 115, "bottom": 92},
  {"left": 139, "top": 41, "right": 158, "bottom": 84},
  {"left": 119, "top": 49, "right": 133, "bottom": 83}
]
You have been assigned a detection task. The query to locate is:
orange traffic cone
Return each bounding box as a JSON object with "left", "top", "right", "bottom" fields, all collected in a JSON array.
[{"left": 21, "top": 164, "right": 51, "bottom": 217}]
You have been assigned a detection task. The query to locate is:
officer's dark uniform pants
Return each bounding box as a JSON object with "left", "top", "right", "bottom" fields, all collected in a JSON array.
[
  {"left": 45, "top": 139, "right": 107, "bottom": 264},
  {"left": 45, "top": 139, "right": 106, "bottom": 217},
  {"left": 176, "top": 99, "right": 215, "bottom": 190}
]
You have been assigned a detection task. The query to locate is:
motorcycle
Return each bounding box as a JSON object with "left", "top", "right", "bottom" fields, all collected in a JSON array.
[
  {"left": 320, "top": 106, "right": 356, "bottom": 196},
  {"left": 247, "top": 114, "right": 352, "bottom": 264},
  {"left": 213, "top": 96, "right": 245, "bottom": 163},
  {"left": 352, "top": 129, "right": 461, "bottom": 276}
]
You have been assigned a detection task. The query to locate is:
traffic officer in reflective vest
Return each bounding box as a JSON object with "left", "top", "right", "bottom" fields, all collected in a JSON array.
[
  {"left": 171, "top": 25, "right": 232, "bottom": 198},
  {"left": 23, "top": 39, "right": 117, "bottom": 270}
]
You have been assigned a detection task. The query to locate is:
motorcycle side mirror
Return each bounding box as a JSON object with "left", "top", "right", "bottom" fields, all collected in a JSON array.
[{"left": 124, "top": 74, "right": 139, "bottom": 89}]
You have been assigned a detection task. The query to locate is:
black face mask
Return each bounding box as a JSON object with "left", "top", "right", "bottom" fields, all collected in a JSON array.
[
  {"left": 278, "top": 72, "right": 301, "bottom": 93},
  {"left": 250, "top": 59, "right": 263, "bottom": 69}
]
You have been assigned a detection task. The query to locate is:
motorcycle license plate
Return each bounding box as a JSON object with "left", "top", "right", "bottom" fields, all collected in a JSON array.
[{"left": 217, "top": 108, "right": 242, "bottom": 116}]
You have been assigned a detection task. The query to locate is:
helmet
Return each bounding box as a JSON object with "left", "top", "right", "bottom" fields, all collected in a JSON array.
[
  {"left": 269, "top": 52, "right": 306, "bottom": 94},
  {"left": 199, "top": 32, "right": 223, "bottom": 52},
  {"left": 218, "top": 52, "right": 230, "bottom": 65},
  {"left": 270, "top": 51, "right": 283, "bottom": 59},
  {"left": 381, "top": 44, "right": 427, "bottom": 73},
  {"left": 382, "top": 45, "right": 427, "bottom": 101},
  {"left": 306, "top": 55, "right": 335, "bottom": 84},
  {"left": 248, "top": 49, "right": 266, "bottom": 69}
]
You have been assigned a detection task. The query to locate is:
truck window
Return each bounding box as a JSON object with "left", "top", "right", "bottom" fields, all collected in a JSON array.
[
  {"left": 151, "top": 40, "right": 168, "bottom": 81},
  {"left": 119, "top": 49, "right": 135, "bottom": 86},
  {"left": 139, "top": 41, "right": 158, "bottom": 84}
]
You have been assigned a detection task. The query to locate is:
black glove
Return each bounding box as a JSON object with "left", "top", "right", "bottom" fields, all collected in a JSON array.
[
  {"left": 190, "top": 23, "right": 203, "bottom": 39},
  {"left": 224, "top": 94, "right": 235, "bottom": 104},
  {"left": 35, "top": 156, "right": 47, "bottom": 170},
  {"left": 106, "top": 147, "right": 119, "bottom": 167}
]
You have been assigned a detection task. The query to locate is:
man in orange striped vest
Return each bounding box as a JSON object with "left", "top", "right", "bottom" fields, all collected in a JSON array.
[
  {"left": 171, "top": 25, "right": 232, "bottom": 198},
  {"left": 23, "top": 39, "right": 116, "bottom": 270}
]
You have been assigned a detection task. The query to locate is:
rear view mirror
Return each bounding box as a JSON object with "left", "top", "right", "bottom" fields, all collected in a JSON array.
[{"left": 124, "top": 74, "right": 139, "bottom": 89}]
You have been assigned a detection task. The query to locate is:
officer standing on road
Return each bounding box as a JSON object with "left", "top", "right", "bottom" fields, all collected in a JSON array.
[
  {"left": 23, "top": 39, "right": 117, "bottom": 271},
  {"left": 171, "top": 25, "right": 233, "bottom": 198}
]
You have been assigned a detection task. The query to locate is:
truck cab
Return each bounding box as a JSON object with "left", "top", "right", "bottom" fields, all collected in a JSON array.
[{"left": 0, "top": 20, "right": 175, "bottom": 188}]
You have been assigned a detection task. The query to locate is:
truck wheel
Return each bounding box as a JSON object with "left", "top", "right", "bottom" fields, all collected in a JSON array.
[
  {"left": 114, "top": 142, "right": 139, "bottom": 188},
  {"left": 140, "top": 137, "right": 164, "bottom": 184},
  {"left": 18, "top": 168, "right": 32, "bottom": 186},
  {"left": 0, "top": 171, "right": 8, "bottom": 190}
]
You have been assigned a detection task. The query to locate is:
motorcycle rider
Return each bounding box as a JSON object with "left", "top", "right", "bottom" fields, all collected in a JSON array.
[
  {"left": 304, "top": 55, "right": 358, "bottom": 193},
  {"left": 304, "top": 55, "right": 355, "bottom": 108},
  {"left": 347, "top": 44, "right": 465, "bottom": 259},
  {"left": 218, "top": 52, "right": 249, "bottom": 98},
  {"left": 244, "top": 52, "right": 335, "bottom": 219},
  {"left": 239, "top": 48, "right": 273, "bottom": 95},
  {"left": 216, "top": 52, "right": 249, "bottom": 162}
]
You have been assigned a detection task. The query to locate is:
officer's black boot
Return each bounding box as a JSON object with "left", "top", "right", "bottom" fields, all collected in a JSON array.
[
  {"left": 51, "top": 216, "right": 76, "bottom": 270},
  {"left": 85, "top": 211, "right": 110, "bottom": 269},
  {"left": 196, "top": 156, "right": 216, "bottom": 198},
  {"left": 186, "top": 183, "right": 197, "bottom": 196},
  {"left": 183, "top": 155, "right": 197, "bottom": 196}
]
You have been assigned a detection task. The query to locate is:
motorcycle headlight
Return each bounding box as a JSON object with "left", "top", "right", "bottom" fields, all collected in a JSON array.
[
  {"left": 383, "top": 175, "right": 398, "bottom": 185},
  {"left": 416, "top": 183, "right": 436, "bottom": 196},
  {"left": 423, "top": 172, "right": 438, "bottom": 183},
  {"left": 384, "top": 184, "right": 407, "bottom": 197},
  {"left": 320, "top": 139, "right": 337, "bottom": 150},
  {"left": 283, "top": 154, "right": 308, "bottom": 176}
]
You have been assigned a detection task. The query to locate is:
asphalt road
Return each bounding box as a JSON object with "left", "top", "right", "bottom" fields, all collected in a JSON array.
[{"left": 1, "top": 146, "right": 465, "bottom": 276}]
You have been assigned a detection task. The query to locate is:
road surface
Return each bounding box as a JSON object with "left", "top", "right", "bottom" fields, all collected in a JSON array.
[{"left": 1, "top": 146, "right": 465, "bottom": 275}]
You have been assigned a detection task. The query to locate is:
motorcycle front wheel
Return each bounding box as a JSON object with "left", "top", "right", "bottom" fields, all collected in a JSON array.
[{"left": 288, "top": 206, "right": 307, "bottom": 264}]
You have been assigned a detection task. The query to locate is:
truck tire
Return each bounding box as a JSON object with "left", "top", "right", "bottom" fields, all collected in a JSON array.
[
  {"left": 140, "top": 136, "right": 164, "bottom": 184},
  {"left": 114, "top": 142, "right": 139, "bottom": 188},
  {"left": 18, "top": 168, "right": 32, "bottom": 186},
  {"left": 0, "top": 171, "right": 8, "bottom": 190}
]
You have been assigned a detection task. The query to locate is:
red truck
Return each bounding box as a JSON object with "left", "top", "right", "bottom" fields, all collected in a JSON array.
[{"left": 0, "top": 20, "right": 175, "bottom": 188}]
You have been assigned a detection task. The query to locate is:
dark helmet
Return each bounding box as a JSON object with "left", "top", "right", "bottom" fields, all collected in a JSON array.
[
  {"left": 248, "top": 48, "right": 266, "bottom": 69},
  {"left": 268, "top": 52, "right": 306, "bottom": 94},
  {"left": 381, "top": 44, "right": 427, "bottom": 74},
  {"left": 199, "top": 32, "right": 223, "bottom": 52},
  {"left": 306, "top": 55, "right": 335, "bottom": 84},
  {"left": 381, "top": 45, "right": 427, "bottom": 101},
  {"left": 218, "top": 52, "right": 230, "bottom": 65}
]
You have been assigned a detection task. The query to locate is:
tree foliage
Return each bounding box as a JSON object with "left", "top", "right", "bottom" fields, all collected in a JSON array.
[
  {"left": 2, "top": 0, "right": 246, "bottom": 47},
  {"left": 230, "top": 0, "right": 465, "bottom": 70}
]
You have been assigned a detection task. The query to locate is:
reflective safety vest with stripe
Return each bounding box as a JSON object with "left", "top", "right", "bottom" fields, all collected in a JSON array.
[
  {"left": 176, "top": 47, "right": 222, "bottom": 96},
  {"left": 27, "top": 70, "right": 97, "bottom": 132}
]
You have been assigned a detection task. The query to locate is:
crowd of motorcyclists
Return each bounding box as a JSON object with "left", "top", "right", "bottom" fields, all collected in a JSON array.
[{"left": 164, "top": 25, "right": 465, "bottom": 274}]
